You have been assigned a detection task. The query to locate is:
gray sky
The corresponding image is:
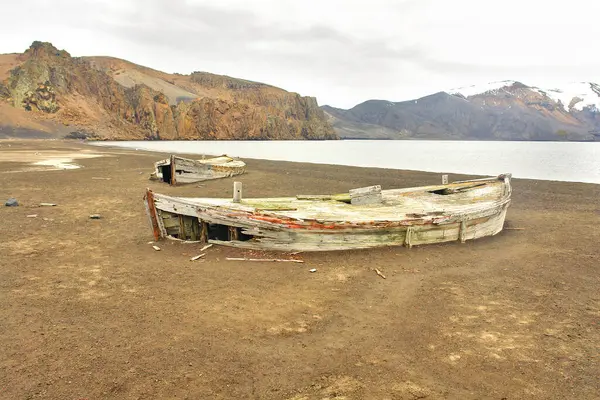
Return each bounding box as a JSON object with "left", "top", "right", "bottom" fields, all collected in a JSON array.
[{"left": 1, "top": 0, "right": 599, "bottom": 108}]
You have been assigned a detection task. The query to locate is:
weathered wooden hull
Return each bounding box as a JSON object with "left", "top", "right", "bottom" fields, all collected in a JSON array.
[
  {"left": 150, "top": 155, "right": 246, "bottom": 185},
  {"left": 144, "top": 174, "right": 512, "bottom": 252}
]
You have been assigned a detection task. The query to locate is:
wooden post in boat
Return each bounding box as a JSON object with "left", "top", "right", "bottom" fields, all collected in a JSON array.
[
  {"left": 200, "top": 220, "right": 208, "bottom": 243},
  {"left": 459, "top": 219, "right": 467, "bottom": 243},
  {"left": 191, "top": 218, "right": 200, "bottom": 241},
  {"left": 169, "top": 155, "right": 176, "bottom": 186},
  {"left": 404, "top": 227, "right": 414, "bottom": 248},
  {"left": 144, "top": 188, "right": 161, "bottom": 241},
  {"left": 228, "top": 226, "right": 239, "bottom": 241},
  {"left": 178, "top": 215, "right": 186, "bottom": 239},
  {"left": 233, "top": 181, "right": 243, "bottom": 203},
  {"left": 442, "top": 174, "right": 448, "bottom": 184}
]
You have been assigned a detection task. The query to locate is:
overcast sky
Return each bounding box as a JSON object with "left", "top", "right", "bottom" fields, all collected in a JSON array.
[{"left": 1, "top": 0, "right": 599, "bottom": 108}]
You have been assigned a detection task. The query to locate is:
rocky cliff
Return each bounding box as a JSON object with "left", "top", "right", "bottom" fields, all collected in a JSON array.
[
  {"left": 324, "top": 81, "right": 600, "bottom": 141},
  {"left": 0, "top": 41, "right": 336, "bottom": 140}
]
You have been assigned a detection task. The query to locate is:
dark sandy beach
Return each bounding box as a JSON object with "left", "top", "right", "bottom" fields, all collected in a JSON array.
[{"left": 1, "top": 139, "right": 598, "bottom": 399}]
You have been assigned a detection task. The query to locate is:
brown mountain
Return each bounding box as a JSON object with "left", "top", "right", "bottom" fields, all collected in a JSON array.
[
  {"left": 0, "top": 41, "right": 336, "bottom": 140},
  {"left": 323, "top": 81, "right": 600, "bottom": 141}
]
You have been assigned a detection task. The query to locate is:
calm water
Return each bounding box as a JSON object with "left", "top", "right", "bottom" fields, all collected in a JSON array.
[{"left": 92, "top": 140, "right": 600, "bottom": 184}]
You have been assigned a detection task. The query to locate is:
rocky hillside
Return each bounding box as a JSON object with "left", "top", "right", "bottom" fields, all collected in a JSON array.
[
  {"left": 324, "top": 81, "right": 600, "bottom": 141},
  {"left": 0, "top": 41, "right": 336, "bottom": 140}
]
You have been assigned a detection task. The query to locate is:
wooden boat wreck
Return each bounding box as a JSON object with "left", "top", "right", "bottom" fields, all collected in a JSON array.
[
  {"left": 149, "top": 155, "right": 246, "bottom": 185},
  {"left": 143, "top": 173, "right": 512, "bottom": 252}
]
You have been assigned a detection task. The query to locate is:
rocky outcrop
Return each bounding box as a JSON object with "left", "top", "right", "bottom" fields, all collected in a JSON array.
[{"left": 0, "top": 41, "right": 336, "bottom": 140}]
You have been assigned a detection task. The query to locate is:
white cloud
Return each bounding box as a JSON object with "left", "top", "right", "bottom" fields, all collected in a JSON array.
[{"left": 0, "top": 0, "right": 598, "bottom": 108}]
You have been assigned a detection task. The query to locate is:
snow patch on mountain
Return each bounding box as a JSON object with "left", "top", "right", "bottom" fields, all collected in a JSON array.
[
  {"left": 530, "top": 82, "right": 600, "bottom": 112},
  {"left": 448, "top": 81, "right": 600, "bottom": 112},
  {"left": 448, "top": 80, "right": 517, "bottom": 97}
]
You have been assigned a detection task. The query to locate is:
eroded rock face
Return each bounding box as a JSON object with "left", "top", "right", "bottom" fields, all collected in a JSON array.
[
  {"left": 1, "top": 41, "right": 336, "bottom": 140},
  {"left": 0, "top": 82, "right": 9, "bottom": 98},
  {"left": 22, "top": 82, "right": 59, "bottom": 113}
]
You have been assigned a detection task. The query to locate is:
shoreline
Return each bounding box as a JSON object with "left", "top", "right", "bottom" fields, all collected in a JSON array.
[{"left": 88, "top": 139, "right": 600, "bottom": 186}]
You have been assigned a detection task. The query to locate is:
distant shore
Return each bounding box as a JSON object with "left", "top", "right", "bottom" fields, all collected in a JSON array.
[{"left": 88, "top": 138, "right": 600, "bottom": 185}]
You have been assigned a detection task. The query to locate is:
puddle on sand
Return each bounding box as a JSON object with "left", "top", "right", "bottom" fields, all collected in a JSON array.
[
  {"left": 33, "top": 158, "right": 81, "bottom": 170},
  {"left": 0, "top": 150, "right": 107, "bottom": 172}
]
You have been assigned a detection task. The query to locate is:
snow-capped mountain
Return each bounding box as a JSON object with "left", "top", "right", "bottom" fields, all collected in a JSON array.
[
  {"left": 449, "top": 81, "right": 600, "bottom": 112},
  {"left": 323, "top": 81, "right": 600, "bottom": 141}
]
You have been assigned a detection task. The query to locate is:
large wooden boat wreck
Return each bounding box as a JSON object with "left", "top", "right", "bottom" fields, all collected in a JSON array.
[
  {"left": 150, "top": 155, "right": 246, "bottom": 185},
  {"left": 144, "top": 173, "right": 512, "bottom": 252}
]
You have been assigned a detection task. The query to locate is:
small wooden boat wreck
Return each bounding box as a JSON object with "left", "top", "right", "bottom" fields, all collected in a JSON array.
[
  {"left": 150, "top": 155, "right": 246, "bottom": 185},
  {"left": 143, "top": 173, "right": 512, "bottom": 252}
]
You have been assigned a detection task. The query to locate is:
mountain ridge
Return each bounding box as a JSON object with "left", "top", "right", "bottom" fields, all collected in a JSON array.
[
  {"left": 0, "top": 41, "right": 336, "bottom": 140},
  {"left": 323, "top": 81, "right": 600, "bottom": 141}
]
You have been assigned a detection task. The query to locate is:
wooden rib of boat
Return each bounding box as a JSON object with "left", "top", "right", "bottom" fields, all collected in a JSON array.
[
  {"left": 143, "top": 173, "right": 512, "bottom": 252},
  {"left": 149, "top": 155, "right": 246, "bottom": 185}
]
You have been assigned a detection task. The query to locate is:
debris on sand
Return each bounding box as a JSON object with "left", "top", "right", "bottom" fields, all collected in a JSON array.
[
  {"left": 152, "top": 245, "right": 161, "bottom": 251},
  {"left": 5, "top": 198, "right": 18, "bottom": 207},
  {"left": 190, "top": 254, "right": 206, "bottom": 261},
  {"left": 374, "top": 268, "right": 386, "bottom": 279},
  {"left": 89, "top": 214, "right": 101, "bottom": 219},
  {"left": 39, "top": 203, "right": 57, "bottom": 207},
  {"left": 27, "top": 214, "right": 38, "bottom": 218},
  {"left": 309, "top": 268, "right": 317, "bottom": 273},
  {"left": 226, "top": 257, "right": 304, "bottom": 263}
]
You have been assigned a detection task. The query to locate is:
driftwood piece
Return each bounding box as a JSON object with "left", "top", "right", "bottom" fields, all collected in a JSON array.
[
  {"left": 92, "top": 177, "right": 111, "bottom": 180},
  {"left": 152, "top": 245, "right": 161, "bottom": 251},
  {"left": 39, "top": 203, "right": 57, "bottom": 207},
  {"left": 165, "top": 235, "right": 201, "bottom": 243},
  {"left": 190, "top": 253, "right": 206, "bottom": 261},
  {"left": 225, "top": 257, "right": 304, "bottom": 263},
  {"left": 200, "top": 244, "right": 213, "bottom": 252},
  {"left": 374, "top": 268, "right": 386, "bottom": 279}
]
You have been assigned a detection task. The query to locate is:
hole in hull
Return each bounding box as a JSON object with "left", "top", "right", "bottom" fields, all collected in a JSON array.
[
  {"left": 159, "top": 211, "right": 255, "bottom": 242},
  {"left": 429, "top": 188, "right": 452, "bottom": 195},
  {"left": 207, "top": 224, "right": 254, "bottom": 242},
  {"left": 159, "top": 165, "right": 172, "bottom": 184},
  {"left": 207, "top": 224, "right": 229, "bottom": 241}
]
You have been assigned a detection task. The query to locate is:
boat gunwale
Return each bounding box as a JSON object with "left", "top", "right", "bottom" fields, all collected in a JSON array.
[{"left": 149, "top": 174, "right": 512, "bottom": 232}]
